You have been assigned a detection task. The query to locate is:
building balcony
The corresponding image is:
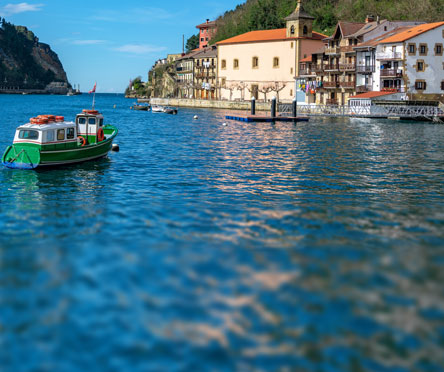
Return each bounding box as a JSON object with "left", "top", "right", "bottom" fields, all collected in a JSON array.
[
  {"left": 325, "top": 46, "right": 341, "bottom": 55},
  {"left": 323, "top": 81, "right": 339, "bottom": 88},
  {"left": 376, "top": 51, "right": 402, "bottom": 60},
  {"left": 339, "top": 63, "right": 356, "bottom": 71},
  {"left": 356, "top": 85, "right": 372, "bottom": 93},
  {"left": 299, "top": 68, "right": 315, "bottom": 76},
  {"left": 326, "top": 98, "right": 338, "bottom": 105},
  {"left": 312, "top": 65, "right": 324, "bottom": 73},
  {"left": 339, "top": 81, "right": 355, "bottom": 89},
  {"left": 356, "top": 65, "right": 375, "bottom": 73},
  {"left": 381, "top": 86, "right": 406, "bottom": 93},
  {"left": 324, "top": 64, "right": 340, "bottom": 71},
  {"left": 341, "top": 45, "right": 355, "bottom": 53},
  {"left": 380, "top": 69, "right": 403, "bottom": 78}
]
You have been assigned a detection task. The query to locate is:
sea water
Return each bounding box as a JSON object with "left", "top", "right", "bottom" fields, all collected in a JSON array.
[{"left": 1, "top": 94, "right": 444, "bottom": 371}]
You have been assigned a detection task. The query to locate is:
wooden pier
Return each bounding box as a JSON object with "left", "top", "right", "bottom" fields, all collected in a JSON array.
[{"left": 225, "top": 114, "right": 309, "bottom": 123}]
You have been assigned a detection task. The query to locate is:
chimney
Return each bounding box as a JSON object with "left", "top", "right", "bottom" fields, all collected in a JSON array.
[
  {"left": 365, "top": 15, "right": 375, "bottom": 23},
  {"left": 376, "top": 16, "right": 380, "bottom": 24}
]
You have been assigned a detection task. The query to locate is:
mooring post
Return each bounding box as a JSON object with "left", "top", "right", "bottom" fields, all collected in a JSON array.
[
  {"left": 292, "top": 98, "right": 297, "bottom": 118},
  {"left": 271, "top": 97, "right": 276, "bottom": 119},
  {"left": 251, "top": 96, "right": 256, "bottom": 116}
]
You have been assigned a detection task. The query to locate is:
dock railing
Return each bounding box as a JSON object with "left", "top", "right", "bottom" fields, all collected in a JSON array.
[{"left": 277, "top": 104, "right": 444, "bottom": 119}]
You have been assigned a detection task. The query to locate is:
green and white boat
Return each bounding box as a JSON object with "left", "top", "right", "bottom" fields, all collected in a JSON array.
[{"left": 2, "top": 109, "right": 118, "bottom": 169}]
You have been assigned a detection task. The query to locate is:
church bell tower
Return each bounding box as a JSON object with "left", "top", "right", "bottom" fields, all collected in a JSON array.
[{"left": 285, "top": 0, "right": 315, "bottom": 38}]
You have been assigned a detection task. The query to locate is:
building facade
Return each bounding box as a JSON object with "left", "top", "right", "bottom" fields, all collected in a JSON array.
[
  {"left": 216, "top": 1, "right": 325, "bottom": 102},
  {"left": 196, "top": 19, "right": 217, "bottom": 50}
]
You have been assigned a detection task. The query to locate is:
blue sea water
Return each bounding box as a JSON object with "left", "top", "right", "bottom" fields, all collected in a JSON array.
[{"left": 1, "top": 93, "right": 444, "bottom": 371}]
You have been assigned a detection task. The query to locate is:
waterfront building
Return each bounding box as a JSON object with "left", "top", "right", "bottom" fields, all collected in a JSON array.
[
  {"left": 216, "top": 0, "right": 325, "bottom": 102},
  {"left": 196, "top": 19, "right": 217, "bottom": 50},
  {"left": 308, "top": 17, "right": 424, "bottom": 105},
  {"left": 176, "top": 50, "right": 199, "bottom": 98},
  {"left": 372, "top": 22, "right": 444, "bottom": 102},
  {"left": 193, "top": 47, "right": 218, "bottom": 99}
]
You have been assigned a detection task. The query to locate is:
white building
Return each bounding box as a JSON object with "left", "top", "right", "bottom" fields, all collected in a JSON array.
[{"left": 373, "top": 22, "right": 444, "bottom": 101}]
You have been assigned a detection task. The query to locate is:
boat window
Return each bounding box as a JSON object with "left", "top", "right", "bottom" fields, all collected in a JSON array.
[
  {"left": 67, "top": 128, "right": 75, "bottom": 139},
  {"left": 46, "top": 130, "right": 55, "bottom": 142},
  {"left": 98, "top": 118, "right": 103, "bottom": 126},
  {"left": 78, "top": 117, "right": 86, "bottom": 124},
  {"left": 19, "top": 130, "right": 39, "bottom": 140},
  {"left": 57, "top": 129, "right": 65, "bottom": 141},
  {"left": 88, "top": 118, "right": 96, "bottom": 125}
]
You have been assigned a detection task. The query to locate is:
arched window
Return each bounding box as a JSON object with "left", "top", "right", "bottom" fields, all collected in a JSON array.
[
  {"left": 290, "top": 25, "right": 295, "bottom": 35},
  {"left": 303, "top": 25, "right": 308, "bottom": 35}
]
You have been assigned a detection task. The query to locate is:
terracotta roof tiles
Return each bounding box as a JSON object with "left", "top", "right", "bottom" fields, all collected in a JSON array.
[
  {"left": 216, "top": 28, "right": 326, "bottom": 45},
  {"left": 379, "top": 21, "right": 444, "bottom": 43}
]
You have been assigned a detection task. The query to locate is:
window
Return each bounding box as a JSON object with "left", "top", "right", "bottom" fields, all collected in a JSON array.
[
  {"left": 291, "top": 42, "right": 294, "bottom": 49},
  {"left": 435, "top": 43, "right": 443, "bottom": 56},
  {"left": 19, "top": 130, "right": 39, "bottom": 140},
  {"left": 57, "top": 129, "right": 65, "bottom": 141},
  {"left": 78, "top": 117, "right": 86, "bottom": 124},
  {"left": 419, "top": 43, "right": 427, "bottom": 55},
  {"left": 67, "top": 128, "right": 75, "bottom": 139},
  {"left": 200, "top": 38, "right": 204, "bottom": 42},
  {"left": 221, "top": 59, "right": 226, "bottom": 69},
  {"left": 303, "top": 25, "right": 308, "bottom": 35},
  {"left": 290, "top": 67, "right": 293, "bottom": 74},
  {"left": 233, "top": 59, "right": 239, "bottom": 69},
  {"left": 417, "top": 61, "right": 424, "bottom": 71},
  {"left": 290, "top": 25, "right": 295, "bottom": 35},
  {"left": 408, "top": 43, "right": 416, "bottom": 55},
  {"left": 88, "top": 118, "right": 96, "bottom": 125},
  {"left": 46, "top": 130, "right": 54, "bottom": 142},
  {"left": 252, "top": 56, "right": 259, "bottom": 68},
  {"left": 415, "top": 81, "right": 426, "bottom": 90},
  {"left": 273, "top": 57, "right": 279, "bottom": 68},
  {"left": 441, "top": 81, "right": 444, "bottom": 90},
  {"left": 384, "top": 26, "right": 387, "bottom": 31},
  {"left": 290, "top": 89, "right": 293, "bottom": 96},
  {"left": 98, "top": 118, "right": 103, "bottom": 127},
  {"left": 221, "top": 78, "right": 226, "bottom": 87}
]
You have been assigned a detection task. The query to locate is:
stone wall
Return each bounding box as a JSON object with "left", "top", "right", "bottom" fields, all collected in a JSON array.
[{"left": 147, "top": 98, "right": 272, "bottom": 111}]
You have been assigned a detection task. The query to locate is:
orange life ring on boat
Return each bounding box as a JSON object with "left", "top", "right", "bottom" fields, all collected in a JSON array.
[
  {"left": 83, "top": 109, "right": 99, "bottom": 115},
  {"left": 30, "top": 117, "right": 48, "bottom": 124},
  {"left": 78, "top": 136, "right": 86, "bottom": 147},
  {"left": 97, "top": 128, "right": 105, "bottom": 142},
  {"left": 55, "top": 116, "right": 64, "bottom": 122}
]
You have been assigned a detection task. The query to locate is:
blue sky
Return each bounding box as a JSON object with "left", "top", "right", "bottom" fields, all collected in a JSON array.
[{"left": 0, "top": 0, "right": 242, "bottom": 93}]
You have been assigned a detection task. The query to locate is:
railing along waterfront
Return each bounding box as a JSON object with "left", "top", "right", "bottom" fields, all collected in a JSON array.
[{"left": 277, "top": 104, "right": 444, "bottom": 119}]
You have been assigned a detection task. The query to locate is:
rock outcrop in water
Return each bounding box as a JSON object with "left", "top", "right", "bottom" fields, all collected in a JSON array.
[{"left": 0, "top": 18, "right": 70, "bottom": 94}]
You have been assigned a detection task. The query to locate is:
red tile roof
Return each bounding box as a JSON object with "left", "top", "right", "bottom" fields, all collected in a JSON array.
[
  {"left": 349, "top": 91, "right": 397, "bottom": 99},
  {"left": 300, "top": 56, "right": 312, "bottom": 62},
  {"left": 196, "top": 20, "right": 216, "bottom": 29},
  {"left": 379, "top": 21, "right": 444, "bottom": 43},
  {"left": 216, "top": 28, "right": 326, "bottom": 45}
]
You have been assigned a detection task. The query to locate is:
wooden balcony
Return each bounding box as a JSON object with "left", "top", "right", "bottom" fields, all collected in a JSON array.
[
  {"left": 356, "top": 85, "right": 372, "bottom": 93},
  {"left": 380, "top": 69, "right": 403, "bottom": 77},
  {"left": 323, "top": 81, "right": 339, "bottom": 88},
  {"left": 356, "top": 65, "right": 375, "bottom": 73},
  {"left": 324, "top": 64, "right": 339, "bottom": 71},
  {"left": 326, "top": 98, "right": 338, "bottom": 105},
  {"left": 341, "top": 45, "right": 354, "bottom": 53},
  {"left": 299, "top": 69, "right": 315, "bottom": 76},
  {"left": 339, "top": 81, "right": 355, "bottom": 89},
  {"left": 376, "top": 51, "right": 402, "bottom": 60},
  {"left": 339, "top": 63, "right": 356, "bottom": 71},
  {"left": 312, "top": 65, "right": 324, "bottom": 73},
  {"left": 325, "top": 47, "right": 341, "bottom": 55}
]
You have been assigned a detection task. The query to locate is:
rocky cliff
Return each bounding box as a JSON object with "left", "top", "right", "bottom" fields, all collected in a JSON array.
[{"left": 0, "top": 19, "right": 70, "bottom": 93}]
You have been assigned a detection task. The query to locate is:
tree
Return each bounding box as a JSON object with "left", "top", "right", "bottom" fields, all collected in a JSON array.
[{"left": 185, "top": 34, "right": 199, "bottom": 52}]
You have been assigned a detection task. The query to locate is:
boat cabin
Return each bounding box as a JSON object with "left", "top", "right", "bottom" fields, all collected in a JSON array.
[
  {"left": 76, "top": 109, "right": 105, "bottom": 145},
  {"left": 13, "top": 121, "right": 79, "bottom": 150}
]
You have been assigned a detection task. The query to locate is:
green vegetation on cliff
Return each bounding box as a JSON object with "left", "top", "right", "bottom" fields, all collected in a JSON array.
[
  {"left": 212, "top": 0, "right": 444, "bottom": 43},
  {"left": 0, "top": 18, "right": 68, "bottom": 89}
]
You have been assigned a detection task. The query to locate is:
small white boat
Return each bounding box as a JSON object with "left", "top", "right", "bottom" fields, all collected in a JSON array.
[{"left": 151, "top": 105, "right": 165, "bottom": 113}]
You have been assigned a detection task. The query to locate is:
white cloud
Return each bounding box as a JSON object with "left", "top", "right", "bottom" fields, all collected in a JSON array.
[
  {"left": 0, "top": 2, "right": 43, "bottom": 16},
  {"left": 72, "top": 40, "right": 106, "bottom": 45},
  {"left": 113, "top": 44, "right": 167, "bottom": 55}
]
